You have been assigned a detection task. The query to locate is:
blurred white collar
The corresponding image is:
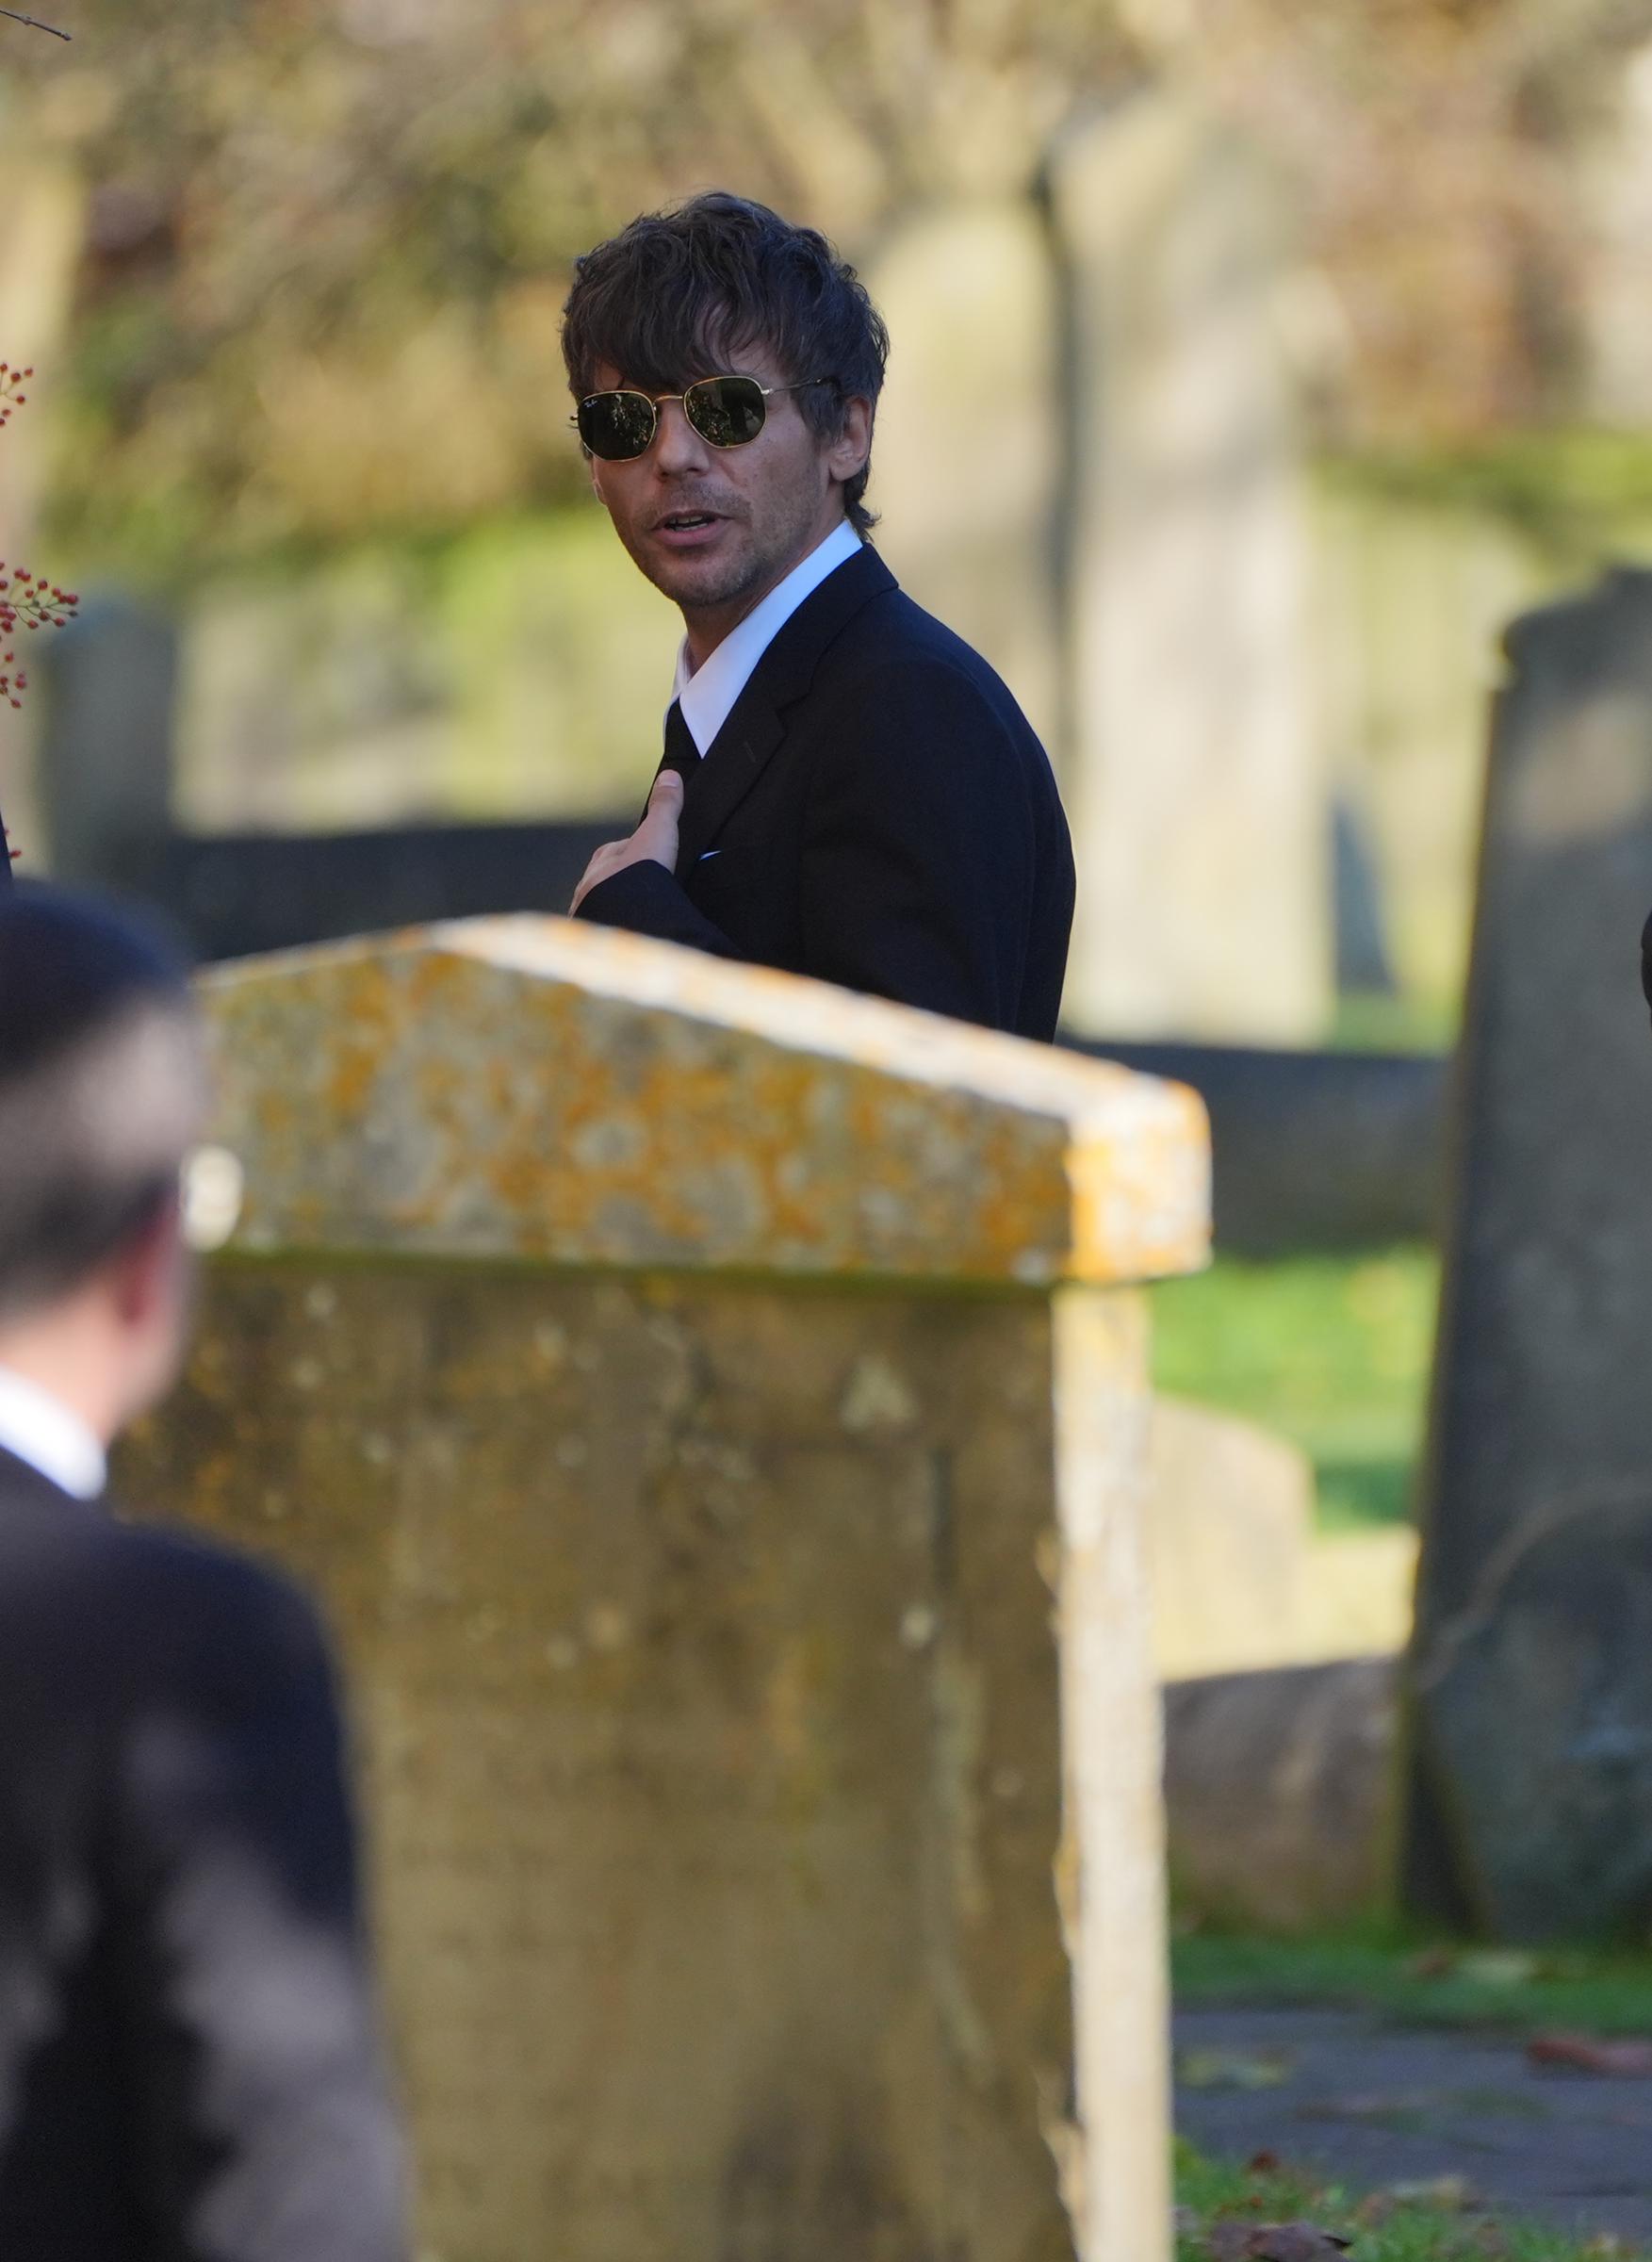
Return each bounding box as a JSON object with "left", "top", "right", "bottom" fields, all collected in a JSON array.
[
  {"left": 671, "top": 517, "right": 862, "bottom": 756},
  {"left": 0, "top": 1366, "right": 106, "bottom": 1500}
]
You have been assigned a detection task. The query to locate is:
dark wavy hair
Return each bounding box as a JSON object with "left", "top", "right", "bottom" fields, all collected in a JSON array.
[
  {"left": 0, "top": 883, "right": 199, "bottom": 1320},
  {"left": 562, "top": 192, "right": 891, "bottom": 538}
]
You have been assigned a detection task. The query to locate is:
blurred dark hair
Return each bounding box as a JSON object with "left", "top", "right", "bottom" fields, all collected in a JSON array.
[
  {"left": 563, "top": 192, "right": 891, "bottom": 538},
  {"left": 0, "top": 883, "right": 200, "bottom": 1321}
]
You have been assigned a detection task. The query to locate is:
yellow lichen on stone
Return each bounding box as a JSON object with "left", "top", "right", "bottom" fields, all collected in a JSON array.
[{"left": 198, "top": 915, "right": 1210, "bottom": 1288}]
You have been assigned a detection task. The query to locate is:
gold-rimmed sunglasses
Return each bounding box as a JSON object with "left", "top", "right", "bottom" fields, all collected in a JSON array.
[{"left": 573, "top": 373, "right": 833, "bottom": 463}]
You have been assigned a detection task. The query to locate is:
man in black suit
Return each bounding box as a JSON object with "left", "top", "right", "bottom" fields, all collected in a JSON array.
[
  {"left": 563, "top": 192, "right": 1074, "bottom": 1042},
  {"left": 0, "top": 883, "right": 406, "bottom": 2261}
]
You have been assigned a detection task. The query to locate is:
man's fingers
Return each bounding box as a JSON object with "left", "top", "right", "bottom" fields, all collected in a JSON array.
[
  {"left": 636, "top": 767, "right": 683, "bottom": 856},
  {"left": 570, "top": 771, "right": 685, "bottom": 914},
  {"left": 570, "top": 839, "right": 626, "bottom": 914}
]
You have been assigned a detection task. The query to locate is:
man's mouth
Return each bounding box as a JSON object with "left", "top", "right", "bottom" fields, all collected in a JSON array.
[{"left": 652, "top": 508, "right": 733, "bottom": 553}]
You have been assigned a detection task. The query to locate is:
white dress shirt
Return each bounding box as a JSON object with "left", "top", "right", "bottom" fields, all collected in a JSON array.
[
  {"left": 0, "top": 1365, "right": 107, "bottom": 1499},
  {"left": 672, "top": 516, "right": 862, "bottom": 756}
]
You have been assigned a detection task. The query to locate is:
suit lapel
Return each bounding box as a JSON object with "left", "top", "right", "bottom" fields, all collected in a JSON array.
[{"left": 673, "top": 545, "right": 895, "bottom": 871}]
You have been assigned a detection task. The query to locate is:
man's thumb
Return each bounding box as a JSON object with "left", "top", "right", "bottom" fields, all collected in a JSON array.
[{"left": 650, "top": 768, "right": 685, "bottom": 812}]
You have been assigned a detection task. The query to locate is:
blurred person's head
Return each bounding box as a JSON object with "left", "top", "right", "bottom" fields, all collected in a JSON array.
[
  {"left": 563, "top": 193, "right": 886, "bottom": 655},
  {"left": 0, "top": 883, "right": 205, "bottom": 1444}
]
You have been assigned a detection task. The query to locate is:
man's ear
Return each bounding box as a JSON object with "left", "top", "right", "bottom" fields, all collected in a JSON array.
[
  {"left": 106, "top": 1195, "right": 184, "bottom": 1330},
  {"left": 827, "top": 395, "right": 873, "bottom": 487}
]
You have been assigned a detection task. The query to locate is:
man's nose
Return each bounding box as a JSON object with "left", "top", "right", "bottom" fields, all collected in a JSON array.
[{"left": 651, "top": 396, "right": 712, "bottom": 475}]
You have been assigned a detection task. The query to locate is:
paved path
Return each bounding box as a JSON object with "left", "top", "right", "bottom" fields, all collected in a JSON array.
[{"left": 1175, "top": 2005, "right": 1652, "bottom": 2249}]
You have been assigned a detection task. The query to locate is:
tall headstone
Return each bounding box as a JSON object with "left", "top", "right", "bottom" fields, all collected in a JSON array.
[
  {"left": 866, "top": 202, "right": 1064, "bottom": 762},
  {"left": 1406, "top": 568, "right": 1652, "bottom": 1939},
  {"left": 1048, "top": 92, "right": 1329, "bottom": 1043},
  {"left": 120, "top": 918, "right": 1209, "bottom": 2262}
]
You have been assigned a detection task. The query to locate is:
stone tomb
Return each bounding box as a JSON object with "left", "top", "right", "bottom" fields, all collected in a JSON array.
[
  {"left": 1407, "top": 569, "right": 1652, "bottom": 1939},
  {"left": 120, "top": 918, "right": 1209, "bottom": 2262}
]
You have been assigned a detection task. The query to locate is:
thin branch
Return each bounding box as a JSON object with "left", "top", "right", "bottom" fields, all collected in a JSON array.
[{"left": 0, "top": 8, "right": 71, "bottom": 36}]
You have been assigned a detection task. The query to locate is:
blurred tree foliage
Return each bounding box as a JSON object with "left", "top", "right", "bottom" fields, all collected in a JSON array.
[
  {"left": 2, "top": 0, "right": 1650, "bottom": 579},
  {"left": 0, "top": 0, "right": 1138, "bottom": 578},
  {"left": 1160, "top": 0, "right": 1652, "bottom": 435}
]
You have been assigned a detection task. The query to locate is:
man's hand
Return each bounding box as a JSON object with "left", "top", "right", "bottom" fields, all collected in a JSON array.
[{"left": 570, "top": 769, "right": 685, "bottom": 915}]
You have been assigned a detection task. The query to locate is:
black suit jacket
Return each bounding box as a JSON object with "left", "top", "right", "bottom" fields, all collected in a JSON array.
[
  {"left": 0, "top": 1449, "right": 406, "bottom": 2261},
  {"left": 575, "top": 545, "right": 1075, "bottom": 1041}
]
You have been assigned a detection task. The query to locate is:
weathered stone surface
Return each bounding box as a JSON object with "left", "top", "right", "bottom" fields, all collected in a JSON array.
[
  {"left": 128, "top": 1268, "right": 1078, "bottom": 2262},
  {"left": 201, "top": 917, "right": 1210, "bottom": 1288},
  {"left": 1165, "top": 1659, "right": 1398, "bottom": 1932},
  {"left": 1417, "top": 1495, "right": 1652, "bottom": 1941},
  {"left": 119, "top": 919, "right": 1209, "bottom": 2262},
  {"left": 1048, "top": 90, "right": 1329, "bottom": 1044},
  {"left": 1407, "top": 568, "right": 1652, "bottom": 1939}
]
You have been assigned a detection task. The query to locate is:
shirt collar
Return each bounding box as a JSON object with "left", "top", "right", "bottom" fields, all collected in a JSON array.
[
  {"left": 0, "top": 1367, "right": 107, "bottom": 1500},
  {"left": 672, "top": 517, "right": 863, "bottom": 757}
]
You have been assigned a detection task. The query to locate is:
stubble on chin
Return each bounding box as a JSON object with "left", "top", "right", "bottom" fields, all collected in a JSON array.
[{"left": 646, "top": 535, "right": 767, "bottom": 616}]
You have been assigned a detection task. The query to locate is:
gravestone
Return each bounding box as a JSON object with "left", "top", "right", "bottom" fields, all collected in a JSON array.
[
  {"left": 1146, "top": 1400, "right": 1314, "bottom": 1681},
  {"left": 1406, "top": 568, "right": 1652, "bottom": 1939},
  {"left": 1047, "top": 91, "right": 1329, "bottom": 1043},
  {"left": 36, "top": 597, "right": 178, "bottom": 891},
  {"left": 120, "top": 917, "right": 1209, "bottom": 2261},
  {"left": 866, "top": 202, "right": 1063, "bottom": 761}
]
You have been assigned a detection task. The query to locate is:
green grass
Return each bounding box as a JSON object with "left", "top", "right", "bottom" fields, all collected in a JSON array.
[
  {"left": 1152, "top": 1247, "right": 1440, "bottom": 1533},
  {"left": 1174, "top": 1929, "right": 1652, "bottom": 2039},
  {"left": 1331, "top": 990, "right": 1460, "bottom": 1055},
  {"left": 1176, "top": 2139, "right": 1640, "bottom": 2257}
]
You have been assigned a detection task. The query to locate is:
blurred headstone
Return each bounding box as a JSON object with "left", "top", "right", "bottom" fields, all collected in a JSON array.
[
  {"left": 1167, "top": 1658, "right": 1398, "bottom": 1932},
  {"left": 123, "top": 916, "right": 1210, "bottom": 2262},
  {"left": 867, "top": 201, "right": 1063, "bottom": 759},
  {"left": 1048, "top": 91, "right": 1330, "bottom": 1042},
  {"left": 38, "top": 597, "right": 178, "bottom": 892},
  {"left": 1146, "top": 1399, "right": 1314, "bottom": 1680},
  {"left": 1406, "top": 567, "right": 1652, "bottom": 1940},
  {"left": 1333, "top": 795, "right": 1397, "bottom": 995}
]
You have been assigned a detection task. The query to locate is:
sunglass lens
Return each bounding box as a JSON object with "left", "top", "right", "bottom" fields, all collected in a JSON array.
[
  {"left": 579, "top": 392, "right": 656, "bottom": 461},
  {"left": 685, "top": 376, "right": 767, "bottom": 449}
]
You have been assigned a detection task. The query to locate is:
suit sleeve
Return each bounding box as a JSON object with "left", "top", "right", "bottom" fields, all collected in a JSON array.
[
  {"left": 573, "top": 857, "right": 744, "bottom": 959},
  {"left": 110, "top": 1559, "right": 408, "bottom": 2262},
  {"left": 797, "top": 659, "right": 1035, "bottom": 1030}
]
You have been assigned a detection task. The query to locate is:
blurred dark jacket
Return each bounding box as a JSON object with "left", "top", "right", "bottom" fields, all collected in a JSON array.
[
  {"left": 0, "top": 1446, "right": 407, "bottom": 2262},
  {"left": 575, "top": 544, "right": 1075, "bottom": 1041}
]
